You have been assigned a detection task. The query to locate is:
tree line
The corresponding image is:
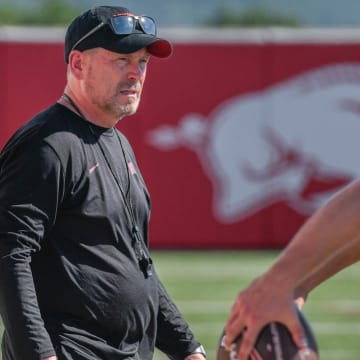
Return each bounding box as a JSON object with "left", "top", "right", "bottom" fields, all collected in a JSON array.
[{"left": 0, "top": 1, "right": 300, "bottom": 27}]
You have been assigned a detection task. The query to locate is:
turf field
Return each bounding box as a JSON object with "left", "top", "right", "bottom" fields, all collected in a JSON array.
[
  {"left": 0, "top": 250, "right": 358, "bottom": 359},
  {"left": 152, "top": 250, "right": 359, "bottom": 360}
]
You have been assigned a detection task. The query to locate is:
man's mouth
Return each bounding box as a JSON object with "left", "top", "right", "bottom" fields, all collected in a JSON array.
[{"left": 120, "top": 90, "right": 137, "bottom": 96}]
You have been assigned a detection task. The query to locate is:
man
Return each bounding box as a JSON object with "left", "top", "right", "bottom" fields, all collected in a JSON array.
[
  {"left": 0, "top": 6, "right": 206, "bottom": 360},
  {"left": 224, "top": 179, "right": 360, "bottom": 359}
]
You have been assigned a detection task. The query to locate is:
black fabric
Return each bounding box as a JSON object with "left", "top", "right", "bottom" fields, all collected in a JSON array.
[
  {"left": 0, "top": 104, "right": 199, "bottom": 360},
  {"left": 64, "top": 6, "right": 172, "bottom": 62},
  {"left": 76, "top": 26, "right": 172, "bottom": 58}
]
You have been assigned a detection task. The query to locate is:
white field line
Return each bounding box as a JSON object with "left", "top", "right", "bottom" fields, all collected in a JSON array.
[
  {"left": 157, "top": 261, "right": 359, "bottom": 279},
  {"left": 189, "top": 321, "right": 360, "bottom": 335},
  {"left": 306, "top": 299, "right": 360, "bottom": 313},
  {"left": 155, "top": 347, "right": 358, "bottom": 360},
  {"left": 157, "top": 264, "right": 273, "bottom": 279},
  {"left": 154, "top": 348, "right": 359, "bottom": 360},
  {"left": 312, "top": 322, "right": 360, "bottom": 334},
  {"left": 318, "top": 349, "right": 360, "bottom": 358},
  {"left": 175, "top": 299, "right": 360, "bottom": 313}
]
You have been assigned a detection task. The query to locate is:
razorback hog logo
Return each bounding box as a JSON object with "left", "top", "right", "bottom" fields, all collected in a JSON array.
[{"left": 147, "top": 63, "right": 360, "bottom": 223}]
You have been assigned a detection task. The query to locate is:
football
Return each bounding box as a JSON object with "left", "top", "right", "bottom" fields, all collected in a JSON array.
[{"left": 216, "top": 308, "right": 318, "bottom": 360}]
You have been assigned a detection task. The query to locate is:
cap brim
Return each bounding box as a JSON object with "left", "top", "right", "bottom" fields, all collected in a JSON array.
[
  {"left": 102, "top": 32, "right": 173, "bottom": 58},
  {"left": 147, "top": 38, "right": 173, "bottom": 58}
]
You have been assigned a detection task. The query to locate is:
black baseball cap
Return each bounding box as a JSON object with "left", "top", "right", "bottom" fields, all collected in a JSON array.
[{"left": 64, "top": 6, "right": 172, "bottom": 63}]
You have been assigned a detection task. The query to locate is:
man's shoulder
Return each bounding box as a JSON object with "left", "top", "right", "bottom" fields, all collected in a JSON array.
[
  {"left": 1, "top": 103, "right": 89, "bottom": 162},
  {"left": 41, "top": 105, "right": 91, "bottom": 150}
]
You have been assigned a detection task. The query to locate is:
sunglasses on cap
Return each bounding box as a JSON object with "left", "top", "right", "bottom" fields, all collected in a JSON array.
[{"left": 71, "top": 12, "right": 157, "bottom": 53}]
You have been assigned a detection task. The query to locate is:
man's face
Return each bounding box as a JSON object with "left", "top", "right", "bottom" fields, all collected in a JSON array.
[{"left": 82, "top": 47, "right": 150, "bottom": 120}]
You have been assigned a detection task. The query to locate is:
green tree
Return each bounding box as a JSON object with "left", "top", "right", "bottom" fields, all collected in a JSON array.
[
  {"left": 0, "top": 0, "right": 81, "bottom": 26},
  {"left": 205, "top": 7, "right": 301, "bottom": 27}
]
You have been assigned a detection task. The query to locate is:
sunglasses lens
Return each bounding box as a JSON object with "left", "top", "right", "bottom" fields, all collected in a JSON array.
[
  {"left": 139, "top": 17, "right": 156, "bottom": 36},
  {"left": 110, "top": 15, "right": 157, "bottom": 36},
  {"left": 111, "top": 16, "right": 135, "bottom": 34}
]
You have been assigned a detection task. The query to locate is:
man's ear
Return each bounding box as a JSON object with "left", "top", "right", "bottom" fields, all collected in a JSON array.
[{"left": 68, "top": 50, "right": 85, "bottom": 80}]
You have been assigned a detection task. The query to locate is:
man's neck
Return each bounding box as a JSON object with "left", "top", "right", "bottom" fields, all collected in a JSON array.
[{"left": 58, "top": 88, "right": 122, "bottom": 128}]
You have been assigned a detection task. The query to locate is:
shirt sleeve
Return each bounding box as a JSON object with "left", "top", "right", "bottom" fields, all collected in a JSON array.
[
  {"left": 0, "top": 139, "right": 64, "bottom": 359},
  {"left": 154, "top": 273, "right": 202, "bottom": 360}
]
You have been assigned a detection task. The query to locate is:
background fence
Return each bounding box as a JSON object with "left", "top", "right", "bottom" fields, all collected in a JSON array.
[{"left": 2, "top": 27, "right": 360, "bottom": 248}]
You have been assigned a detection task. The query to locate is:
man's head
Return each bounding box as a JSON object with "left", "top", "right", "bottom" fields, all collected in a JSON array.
[
  {"left": 64, "top": 6, "right": 172, "bottom": 63},
  {"left": 63, "top": 6, "right": 172, "bottom": 126}
]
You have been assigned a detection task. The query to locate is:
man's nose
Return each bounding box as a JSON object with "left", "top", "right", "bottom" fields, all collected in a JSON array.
[{"left": 127, "top": 63, "right": 143, "bottom": 80}]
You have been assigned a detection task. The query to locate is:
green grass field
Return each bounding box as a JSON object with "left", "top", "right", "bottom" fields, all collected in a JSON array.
[
  {"left": 0, "top": 250, "right": 359, "bottom": 359},
  {"left": 151, "top": 250, "right": 360, "bottom": 360}
]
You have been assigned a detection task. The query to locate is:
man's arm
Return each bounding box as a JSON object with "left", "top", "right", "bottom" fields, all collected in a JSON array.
[
  {"left": 293, "top": 233, "right": 360, "bottom": 307},
  {"left": 154, "top": 274, "right": 206, "bottom": 360},
  {"left": 0, "top": 140, "right": 63, "bottom": 360},
  {"left": 224, "top": 180, "right": 360, "bottom": 359}
]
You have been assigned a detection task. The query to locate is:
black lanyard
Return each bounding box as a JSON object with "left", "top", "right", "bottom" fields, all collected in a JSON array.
[{"left": 61, "top": 94, "right": 153, "bottom": 278}]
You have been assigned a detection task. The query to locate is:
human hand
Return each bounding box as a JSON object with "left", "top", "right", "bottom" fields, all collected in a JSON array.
[
  {"left": 184, "top": 354, "right": 206, "bottom": 360},
  {"left": 224, "top": 276, "right": 306, "bottom": 359}
]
